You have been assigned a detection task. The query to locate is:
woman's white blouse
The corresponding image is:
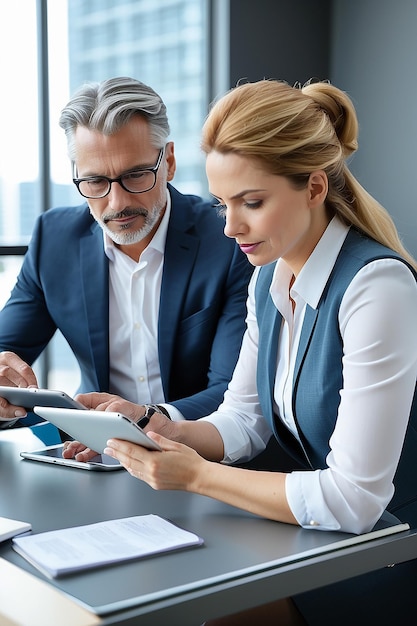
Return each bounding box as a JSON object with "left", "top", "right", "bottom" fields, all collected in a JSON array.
[{"left": 201, "top": 218, "right": 417, "bottom": 533}]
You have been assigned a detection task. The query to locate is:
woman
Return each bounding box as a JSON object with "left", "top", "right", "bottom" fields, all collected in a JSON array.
[{"left": 76, "top": 80, "right": 417, "bottom": 624}]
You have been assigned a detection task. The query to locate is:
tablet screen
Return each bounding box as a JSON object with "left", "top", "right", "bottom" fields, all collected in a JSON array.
[{"left": 20, "top": 444, "right": 124, "bottom": 471}]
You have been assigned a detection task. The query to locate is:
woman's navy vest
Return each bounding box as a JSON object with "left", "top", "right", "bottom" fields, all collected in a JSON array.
[{"left": 255, "top": 228, "right": 417, "bottom": 526}]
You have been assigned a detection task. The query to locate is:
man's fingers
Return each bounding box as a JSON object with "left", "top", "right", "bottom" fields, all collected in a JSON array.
[{"left": 0, "top": 352, "right": 38, "bottom": 388}]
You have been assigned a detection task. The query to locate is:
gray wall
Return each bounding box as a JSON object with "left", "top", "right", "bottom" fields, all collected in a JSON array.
[
  {"left": 228, "top": 0, "right": 331, "bottom": 86},
  {"left": 331, "top": 0, "right": 417, "bottom": 257},
  {"left": 223, "top": 0, "right": 417, "bottom": 257}
]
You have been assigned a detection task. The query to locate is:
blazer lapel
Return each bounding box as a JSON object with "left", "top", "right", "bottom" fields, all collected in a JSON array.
[
  {"left": 79, "top": 223, "right": 110, "bottom": 391},
  {"left": 158, "top": 224, "right": 199, "bottom": 398}
]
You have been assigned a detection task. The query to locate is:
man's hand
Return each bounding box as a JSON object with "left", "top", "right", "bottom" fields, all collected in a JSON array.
[
  {"left": 75, "top": 392, "right": 145, "bottom": 421},
  {"left": 0, "top": 352, "right": 38, "bottom": 420},
  {"left": 62, "top": 440, "right": 99, "bottom": 462},
  {"left": 63, "top": 392, "right": 175, "bottom": 462}
]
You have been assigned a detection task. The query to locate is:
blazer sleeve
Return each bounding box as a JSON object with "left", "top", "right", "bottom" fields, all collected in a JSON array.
[{"left": 0, "top": 215, "right": 57, "bottom": 363}]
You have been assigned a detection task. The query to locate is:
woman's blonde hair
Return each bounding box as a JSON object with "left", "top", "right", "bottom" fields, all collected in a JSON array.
[{"left": 201, "top": 79, "right": 416, "bottom": 270}]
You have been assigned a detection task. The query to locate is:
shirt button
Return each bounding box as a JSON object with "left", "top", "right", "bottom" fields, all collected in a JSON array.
[
  {"left": 134, "top": 322, "right": 141, "bottom": 329},
  {"left": 138, "top": 376, "right": 145, "bottom": 382},
  {"left": 309, "top": 520, "right": 320, "bottom": 527}
]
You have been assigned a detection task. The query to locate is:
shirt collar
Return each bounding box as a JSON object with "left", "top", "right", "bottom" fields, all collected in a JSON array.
[
  {"left": 104, "top": 188, "right": 171, "bottom": 262},
  {"left": 271, "top": 216, "right": 350, "bottom": 311}
]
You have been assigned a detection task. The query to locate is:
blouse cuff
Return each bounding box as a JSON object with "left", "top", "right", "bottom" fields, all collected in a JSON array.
[{"left": 286, "top": 470, "right": 342, "bottom": 531}]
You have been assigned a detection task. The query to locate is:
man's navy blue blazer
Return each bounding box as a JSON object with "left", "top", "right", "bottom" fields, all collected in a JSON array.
[{"left": 0, "top": 184, "right": 253, "bottom": 423}]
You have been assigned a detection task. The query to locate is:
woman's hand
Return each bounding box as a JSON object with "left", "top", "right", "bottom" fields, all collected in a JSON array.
[{"left": 104, "top": 432, "right": 206, "bottom": 492}]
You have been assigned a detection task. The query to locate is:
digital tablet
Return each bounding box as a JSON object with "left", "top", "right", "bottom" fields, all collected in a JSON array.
[
  {"left": 32, "top": 406, "right": 162, "bottom": 453},
  {"left": 20, "top": 444, "right": 124, "bottom": 471},
  {"left": 0, "top": 386, "right": 85, "bottom": 411}
]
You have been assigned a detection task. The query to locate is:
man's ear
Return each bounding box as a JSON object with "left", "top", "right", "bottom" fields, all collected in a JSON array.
[
  {"left": 308, "top": 170, "right": 328, "bottom": 207},
  {"left": 165, "top": 141, "right": 176, "bottom": 181}
]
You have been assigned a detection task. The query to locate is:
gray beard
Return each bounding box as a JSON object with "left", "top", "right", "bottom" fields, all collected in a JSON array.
[{"left": 95, "top": 205, "right": 163, "bottom": 246}]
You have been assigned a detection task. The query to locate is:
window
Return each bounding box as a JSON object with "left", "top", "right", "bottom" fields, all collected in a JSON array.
[
  {"left": 0, "top": 0, "right": 208, "bottom": 394},
  {"left": 0, "top": 1, "right": 39, "bottom": 245}
]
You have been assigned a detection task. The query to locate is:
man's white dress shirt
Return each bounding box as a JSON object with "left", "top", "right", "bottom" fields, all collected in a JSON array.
[{"left": 106, "top": 191, "right": 182, "bottom": 420}]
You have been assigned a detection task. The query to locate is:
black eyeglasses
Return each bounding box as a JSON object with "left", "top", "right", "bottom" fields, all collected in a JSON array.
[{"left": 72, "top": 147, "right": 165, "bottom": 199}]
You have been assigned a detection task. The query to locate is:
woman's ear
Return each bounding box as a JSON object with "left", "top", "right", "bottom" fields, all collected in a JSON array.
[{"left": 308, "top": 170, "right": 328, "bottom": 207}]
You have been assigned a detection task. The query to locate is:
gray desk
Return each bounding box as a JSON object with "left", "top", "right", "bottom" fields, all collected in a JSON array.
[{"left": 1, "top": 424, "right": 417, "bottom": 625}]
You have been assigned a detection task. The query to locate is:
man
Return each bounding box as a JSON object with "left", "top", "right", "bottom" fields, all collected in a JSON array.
[{"left": 0, "top": 76, "right": 252, "bottom": 428}]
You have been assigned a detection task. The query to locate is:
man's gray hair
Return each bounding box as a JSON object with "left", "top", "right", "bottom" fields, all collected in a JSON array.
[{"left": 59, "top": 76, "right": 170, "bottom": 160}]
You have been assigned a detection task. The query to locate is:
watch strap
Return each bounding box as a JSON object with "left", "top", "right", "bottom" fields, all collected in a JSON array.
[{"left": 136, "top": 404, "right": 171, "bottom": 429}]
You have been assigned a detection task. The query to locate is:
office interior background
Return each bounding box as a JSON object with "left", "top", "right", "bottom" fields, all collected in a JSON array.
[{"left": 0, "top": 0, "right": 416, "bottom": 394}]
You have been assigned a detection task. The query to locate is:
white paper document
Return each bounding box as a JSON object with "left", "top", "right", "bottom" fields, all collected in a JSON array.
[
  {"left": 12, "top": 514, "right": 204, "bottom": 578},
  {"left": 0, "top": 516, "right": 32, "bottom": 542}
]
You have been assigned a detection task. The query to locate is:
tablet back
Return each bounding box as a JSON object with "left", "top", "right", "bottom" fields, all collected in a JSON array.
[{"left": 32, "top": 407, "right": 162, "bottom": 453}]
